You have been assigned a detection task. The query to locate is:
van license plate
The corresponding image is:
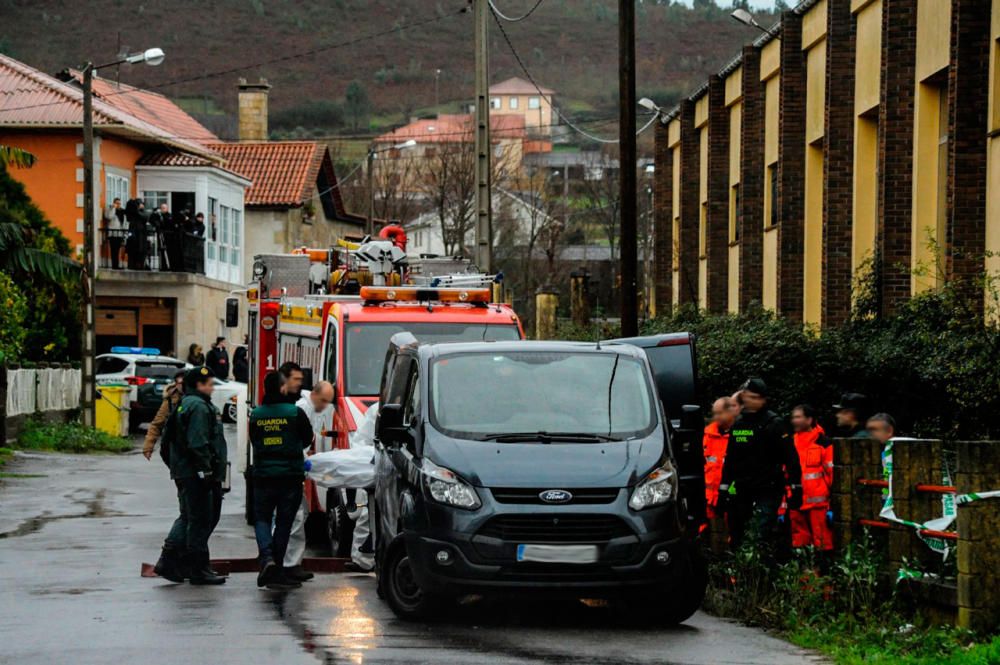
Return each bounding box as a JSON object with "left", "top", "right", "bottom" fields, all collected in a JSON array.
[{"left": 516, "top": 544, "right": 598, "bottom": 564}]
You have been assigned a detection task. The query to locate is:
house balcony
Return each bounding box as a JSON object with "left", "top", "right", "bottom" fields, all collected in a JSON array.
[{"left": 100, "top": 228, "right": 205, "bottom": 275}]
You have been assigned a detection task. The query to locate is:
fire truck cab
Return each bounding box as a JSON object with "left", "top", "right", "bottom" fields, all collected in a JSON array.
[{"left": 239, "top": 236, "right": 524, "bottom": 553}]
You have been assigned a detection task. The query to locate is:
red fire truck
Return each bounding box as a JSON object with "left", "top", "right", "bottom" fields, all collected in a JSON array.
[{"left": 238, "top": 234, "right": 524, "bottom": 554}]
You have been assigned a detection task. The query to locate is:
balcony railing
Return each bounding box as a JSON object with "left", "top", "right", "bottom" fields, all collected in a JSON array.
[{"left": 100, "top": 228, "right": 205, "bottom": 274}]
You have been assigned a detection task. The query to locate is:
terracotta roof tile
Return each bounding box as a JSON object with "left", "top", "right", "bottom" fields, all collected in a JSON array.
[
  {"left": 375, "top": 113, "right": 526, "bottom": 145},
  {"left": 0, "top": 54, "right": 215, "bottom": 159},
  {"left": 69, "top": 70, "right": 219, "bottom": 144},
  {"left": 209, "top": 141, "right": 322, "bottom": 207}
]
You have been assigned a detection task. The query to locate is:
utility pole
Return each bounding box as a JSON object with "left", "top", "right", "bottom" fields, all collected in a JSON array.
[
  {"left": 366, "top": 147, "right": 375, "bottom": 237},
  {"left": 473, "top": 0, "right": 492, "bottom": 272},
  {"left": 618, "top": 0, "right": 638, "bottom": 337},
  {"left": 81, "top": 63, "right": 97, "bottom": 429}
]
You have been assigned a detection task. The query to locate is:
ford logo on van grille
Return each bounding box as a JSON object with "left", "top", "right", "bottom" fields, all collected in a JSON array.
[{"left": 539, "top": 489, "right": 573, "bottom": 504}]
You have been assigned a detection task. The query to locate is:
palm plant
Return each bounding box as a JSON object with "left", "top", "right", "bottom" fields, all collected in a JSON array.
[{"left": 0, "top": 145, "right": 78, "bottom": 281}]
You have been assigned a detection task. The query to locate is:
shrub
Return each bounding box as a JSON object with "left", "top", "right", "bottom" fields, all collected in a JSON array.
[
  {"left": 17, "top": 420, "right": 132, "bottom": 454},
  {"left": 0, "top": 271, "right": 27, "bottom": 361}
]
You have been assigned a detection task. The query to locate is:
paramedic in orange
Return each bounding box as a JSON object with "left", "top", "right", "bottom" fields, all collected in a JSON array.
[
  {"left": 704, "top": 396, "right": 739, "bottom": 519},
  {"left": 788, "top": 404, "right": 834, "bottom": 551}
]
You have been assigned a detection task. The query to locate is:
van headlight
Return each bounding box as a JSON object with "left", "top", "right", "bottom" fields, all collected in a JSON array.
[
  {"left": 421, "top": 459, "right": 481, "bottom": 510},
  {"left": 629, "top": 461, "right": 678, "bottom": 510}
]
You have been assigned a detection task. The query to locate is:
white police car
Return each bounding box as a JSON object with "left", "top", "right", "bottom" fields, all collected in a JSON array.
[{"left": 96, "top": 347, "right": 186, "bottom": 428}]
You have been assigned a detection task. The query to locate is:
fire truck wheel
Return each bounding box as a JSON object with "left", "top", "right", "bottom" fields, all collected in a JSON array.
[
  {"left": 326, "top": 490, "right": 354, "bottom": 558},
  {"left": 223, "top": 403, "right": 237, "bottom": 423}
]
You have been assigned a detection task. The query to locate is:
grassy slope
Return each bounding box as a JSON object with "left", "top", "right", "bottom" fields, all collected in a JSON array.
[{"left": 0, "top": 0, "right": 768, "bottom": 137}]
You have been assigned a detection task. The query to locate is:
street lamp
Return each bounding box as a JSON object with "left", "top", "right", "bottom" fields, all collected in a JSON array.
[
  {"left": 80, "top": 47, "right": 164, "bottom": 428},
  {"left": 435, "top": 68, "right": 442, "bottom": 108},
  {"left": 638, "top": 97, "right": 669, "bottom": 125},
  {"left": 366, "top": 139, "right": 417, "bottom": 236},
  {"left": 730, "top": 8, "right": 772, "bottom": 36}
]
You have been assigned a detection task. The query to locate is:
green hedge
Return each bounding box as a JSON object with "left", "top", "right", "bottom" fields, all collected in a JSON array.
[{"left": 555, "top": 285, "right": 1000, "bottom": 440}]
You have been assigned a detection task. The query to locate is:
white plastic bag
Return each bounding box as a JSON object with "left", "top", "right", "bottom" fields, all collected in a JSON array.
[
  {"left": 349, "top": 402, "right": 378, "bottom": 448},
  {"left": 306, "top": 447, "right": 375, "bottom": 489}
]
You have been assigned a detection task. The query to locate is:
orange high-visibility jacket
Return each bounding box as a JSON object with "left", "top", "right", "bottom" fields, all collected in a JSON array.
[
  {"left": 703, "top": 421, "right": 730, "bottom": 511},
  {"left": 793, "top": 425, "right": 834, "bottom": 510}
]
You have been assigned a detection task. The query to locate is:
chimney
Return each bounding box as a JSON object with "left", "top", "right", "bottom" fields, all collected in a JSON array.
[{"left": 237, "top": 78, "right": 271, "bottom": 141}]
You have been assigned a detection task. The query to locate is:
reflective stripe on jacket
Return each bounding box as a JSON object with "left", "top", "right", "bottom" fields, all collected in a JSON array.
[
  {"left": 703, "top": 421, "right": 729, "bottom": 510},
  {"left": 793, "top": 425, "right": 834, "bottom": 510}
]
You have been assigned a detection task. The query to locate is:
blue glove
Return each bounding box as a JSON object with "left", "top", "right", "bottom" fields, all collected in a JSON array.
[
  {"left": 826, "top": 510, "right": 833, "bottom": 525},
  {"left": 777, "top": 513, "right": 785, "bottom": 524},
  {"left": 303, "top": 459, "right": 313, "bottom": 472}
]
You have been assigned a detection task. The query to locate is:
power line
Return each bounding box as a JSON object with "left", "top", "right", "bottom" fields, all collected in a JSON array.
[
  {"left": 0, "top": 6, "right": 469, "bottom": 117},
  {"left": 489, "top": 7, "right": 658, "bottom": 144},
  {"left": 488, "top": 0, "right": 546, "bottom": 22}
]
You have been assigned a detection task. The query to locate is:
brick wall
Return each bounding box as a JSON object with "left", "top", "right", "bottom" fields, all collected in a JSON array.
[
  {"left": 947, "top": 0, "right": 990, "bottom": 294},
  {"left": 739, "top": 46, "right": 764, "bottom": 311},
  {"left": 678, "top": 100, "right": 700, "bottom": 305},
  {"left": 653, "top": 121, "right": 673, "bottom": 315},
  {"left": 777, "top": 12, "right": 806, "bottom": 322},
  {"left": 706, "top": 75, "right": 730, "bottom": 312},
  {"left": 823, "top": 0, "right": 856, "bottom": 327},
  {"left": 878, "top": 0, "right": 917, "bottom": 315}
]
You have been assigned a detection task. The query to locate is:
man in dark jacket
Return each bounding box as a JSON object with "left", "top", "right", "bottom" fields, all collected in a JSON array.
[
  {"left": 717, "top": 378, "right": 803, "bottom": 549},
  {"left": 834, "top": 393, "right": 870, "bottom": 438},
  {"left": 250, "top": 371, "right": 314, "bottom": 590},
  {"left": 206, "top": 337, "right": 230, "bottom": 380},
  {"left": 162, "top": 367, "right": 228, "bottom": 585},
  {"left": 232, "top": 337, "right": 249, "bottom": 383}
]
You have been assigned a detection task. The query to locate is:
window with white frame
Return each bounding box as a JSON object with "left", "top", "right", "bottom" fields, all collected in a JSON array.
[
  {"left": 230, "top": 209, "right": 241, "bottom": 267},
  {"left": 528, "top": 96, "right": 541, "bottom": 110},
  {"left": 143, "top": 191, "right": 168, "bottom": 210},
  {"left": 106, "top": 172, "right": 129, "bottom": 206},
  {"left": 509, "top": 96, "right": 519, "bottom": 109},
  {"left": 219, "top": 206, "right": 230, "bottom": 265},
  {"left": 490, "top": 97, "right": 501, "bottom": 109}
]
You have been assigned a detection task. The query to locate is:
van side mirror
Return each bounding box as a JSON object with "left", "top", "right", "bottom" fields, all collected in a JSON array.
[
  {"left": 377, "top": 403, "right": 405, "bottom": 444},
  {"left": 225, "top": 297, "right": 239, "bottom": 327},
  {"left": 679, "top": 404, "right": 703, "bottom": 433}
]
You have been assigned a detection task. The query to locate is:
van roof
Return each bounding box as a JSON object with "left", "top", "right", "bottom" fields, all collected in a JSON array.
[{"left": 420, "top": 339, "right": 648, "bottom": 361}]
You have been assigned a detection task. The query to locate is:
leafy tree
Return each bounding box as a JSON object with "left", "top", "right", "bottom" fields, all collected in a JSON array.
[
  {"left": 0, "top": 158, "right": 81, "bottom": 361},
  {"left": 0, "top": 271, "right": 27, "bottom": 362},
  {"left": 344, "top": 80, "right": 371, "bottom": 131}
]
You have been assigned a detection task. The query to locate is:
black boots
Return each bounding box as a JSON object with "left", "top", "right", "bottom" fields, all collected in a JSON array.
[
  {"left": 284, "top": 565, "right": 314, "bottom": 583},
  {"left": 188, "top": 553, "right": 226, "bottom": 585},
  {"left": 154, "top": 547, "right": 186, "bottom": 583}
]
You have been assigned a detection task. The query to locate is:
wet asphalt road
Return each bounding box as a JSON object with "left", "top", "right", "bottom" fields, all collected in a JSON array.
[{"left": 0, "top": 427, "right": 823, "bottom": 665}]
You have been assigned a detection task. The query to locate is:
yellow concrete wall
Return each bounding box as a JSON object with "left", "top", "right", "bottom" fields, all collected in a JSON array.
[
  {"left": 764, "top": 77, "right": 780, "bottom": 166},
  {"left": 695, "top": 95, "right": 709, "bottom": 128},
  {"left": 725, "top": 67, "right": 743, "bottom": 106},
  {"left": 806, "top": 42, "right": 827, "bottom": 145},
  {"left": 911, "top": 82, "right": 945, "bottom": 292},
  {"left": 854, "top": 0, "right": 882, "bottom": 114},
  {"left": 804, "top": 144, "right": 824, "bottom": 325},
  {"left": 761, "top": 39, "right": 782, "bottom": 81},
  {"left": 853, "top": 115, "right": 879, "bottom": 278},
  {"left": 987, "top": 0, "right": 1000, "bottom": 315},
  {"left": 801, "top": 0, "right": 828, "bottom": 50},
  {"left": 672, "top": 145, "right": 681, "bottom": 305},
  {"left": 699, "top": 126, "right": 708, "bottom": 309},
  {"left": 728, "top": 244, "right": 740, "bottom": 313},
  {"left": 916, "top": 0, "right": 952, "bottom": 82},
  {"left": 762, "top": 72, "right": 779, "bottom": 310},
  {"left": 728, "top": 101, "right": 741, "bottom": 314},
  {"left": 763, "top": 227, "right": 778, "bottom": 310},
  {"left": 729, "top": 104, "right": 742, "bottom": 188}
]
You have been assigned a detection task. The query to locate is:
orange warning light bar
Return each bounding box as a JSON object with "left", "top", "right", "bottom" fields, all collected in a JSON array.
[{"left": 360, "top": 286, "right": 491, "bottom": 304}]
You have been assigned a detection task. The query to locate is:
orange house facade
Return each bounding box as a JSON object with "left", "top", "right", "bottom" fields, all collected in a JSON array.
[{"left": 0, "top": 54, "right": 251, "bottom": 357}]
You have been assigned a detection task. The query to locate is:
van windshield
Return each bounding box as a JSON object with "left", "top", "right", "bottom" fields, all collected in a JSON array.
[
  {"left": 344, "top": 322, "right": 521, "bottom": 395},
  {"left": 429, "top": 351, "right": 656, "bottom": 441}
]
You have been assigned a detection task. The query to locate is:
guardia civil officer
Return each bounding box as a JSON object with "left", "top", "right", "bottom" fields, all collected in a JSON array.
[
  {"left": 163, "top": 367, "right": 228, "bottom": 585},
  {"left": 250, "top": 371, "right": 314, "bottom": 590},
  {"left": 717, "top": 378, "right": 803, "bottom": 549}
]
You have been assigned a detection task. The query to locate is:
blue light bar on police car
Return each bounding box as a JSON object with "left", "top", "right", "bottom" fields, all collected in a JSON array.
[{"left": 110, "top": 346, "right": 161, "bottom": 355}]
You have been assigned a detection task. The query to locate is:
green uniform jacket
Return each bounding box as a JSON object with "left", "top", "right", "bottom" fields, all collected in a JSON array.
[
  {"left": 170, "top": 392, "right": 227, "bottom": 480},
  {"left": 249, "top": 401, "right": 311, "bottom": 479}
]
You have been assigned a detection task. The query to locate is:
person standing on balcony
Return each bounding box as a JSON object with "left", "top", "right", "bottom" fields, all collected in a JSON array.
[
  {"left": 206, "top": 337, "right": 229, "bottom": 380},
  {"left": 125, "top": 198, "right": 149, "bottom": 270},
  {"left": 103, "top": 197, "right": 124, "bottom": 269},
  {"left": 149, "top": 203, "right": 173, "bottom": 270}
]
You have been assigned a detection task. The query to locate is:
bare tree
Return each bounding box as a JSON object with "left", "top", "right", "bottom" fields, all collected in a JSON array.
[
  {"left": 372, "top": 154, "right": 422, "bottom": 226},
  {"left": 578, "top": 150, "right": 622, "bottom": 283}
]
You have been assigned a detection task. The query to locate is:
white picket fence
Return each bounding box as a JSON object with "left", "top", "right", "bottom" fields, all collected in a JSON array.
[{"left": 5, "top": 368, "right": 81, "bottom": 417}]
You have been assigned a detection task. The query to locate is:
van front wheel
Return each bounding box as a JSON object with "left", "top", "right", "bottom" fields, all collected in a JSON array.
[{"left": 383, "top": 544, "right": 444, "bottom": 621}]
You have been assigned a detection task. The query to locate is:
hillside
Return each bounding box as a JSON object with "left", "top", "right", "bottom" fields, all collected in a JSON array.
[{"left": 0, "top": 0, "right": 777, "bottom": 140}]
